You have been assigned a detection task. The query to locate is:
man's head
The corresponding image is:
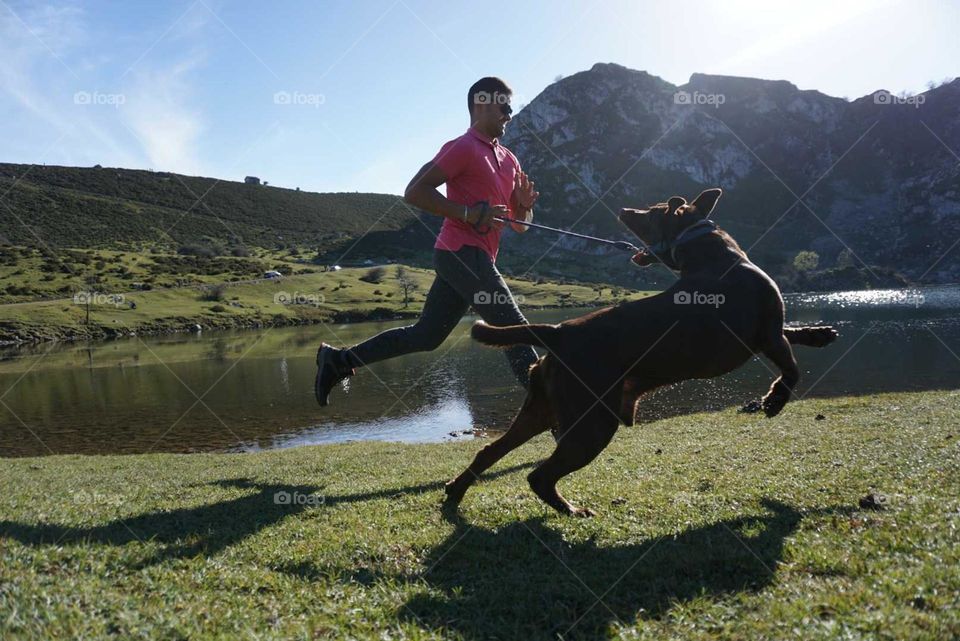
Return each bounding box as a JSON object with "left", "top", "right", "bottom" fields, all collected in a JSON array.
[{"left": 468, "top": 77, "right": 513, "bottom": 139}]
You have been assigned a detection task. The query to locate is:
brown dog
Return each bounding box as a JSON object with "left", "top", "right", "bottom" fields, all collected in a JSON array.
[{"left": 444, "top": 188, "right": 838, "bottom": 517}]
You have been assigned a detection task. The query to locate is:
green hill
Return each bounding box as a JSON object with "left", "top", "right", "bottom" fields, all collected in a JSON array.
[{"left": 0, "top": 163, "right": 438, "bottom": 258}]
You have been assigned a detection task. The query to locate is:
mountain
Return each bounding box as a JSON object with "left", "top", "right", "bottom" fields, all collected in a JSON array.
[{"left": 498, "top": 63, "right": 960, "bottom": 287}]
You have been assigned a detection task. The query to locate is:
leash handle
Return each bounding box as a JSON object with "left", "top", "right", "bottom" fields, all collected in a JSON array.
[{"left": 471, "top": 201, "right": 493, "bottom": 235}]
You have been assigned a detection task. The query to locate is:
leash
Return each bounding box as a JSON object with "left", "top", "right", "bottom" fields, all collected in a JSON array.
[{"left": 492, "top": 216, "right": 640, "bottom": 253}]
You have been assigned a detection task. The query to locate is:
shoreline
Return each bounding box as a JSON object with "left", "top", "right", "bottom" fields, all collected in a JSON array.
[
  {"left": 0, "top": 263, "right": 655, "bottom": 347},
  {"left": 0, "top": 300, "right": 628, "bottom": 348}
]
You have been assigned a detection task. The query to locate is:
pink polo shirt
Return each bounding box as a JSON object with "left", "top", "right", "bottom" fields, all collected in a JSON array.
[{"left": 432, "top": 127, "right": 520, "bottom": 260}]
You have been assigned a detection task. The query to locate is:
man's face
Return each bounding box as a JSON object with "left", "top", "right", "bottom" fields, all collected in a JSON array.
[{"left": 473, "top": 91, "right": 512, "bottom": 138}]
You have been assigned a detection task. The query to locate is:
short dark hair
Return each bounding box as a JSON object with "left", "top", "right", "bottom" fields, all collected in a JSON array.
[{"left": 468, "top": 77, "right": 512, "bottom": 114}]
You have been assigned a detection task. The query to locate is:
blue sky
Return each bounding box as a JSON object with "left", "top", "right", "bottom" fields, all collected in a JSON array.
[{"left": 1, "top": 0, "right": 956, "bottom": 195}]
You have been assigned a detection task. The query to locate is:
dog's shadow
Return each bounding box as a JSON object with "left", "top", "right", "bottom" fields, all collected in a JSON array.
[{"left": 301, "top": 498, "right": 852, "bottom": 640}]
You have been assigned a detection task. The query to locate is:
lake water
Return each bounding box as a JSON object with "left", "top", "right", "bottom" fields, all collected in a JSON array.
[{"left": 2, "top": 285, "right": 959, "bottom": 457}]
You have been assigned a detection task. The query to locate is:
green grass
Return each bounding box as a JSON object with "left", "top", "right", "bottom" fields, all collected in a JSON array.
[
  {"left": 0, "top": 244, "right": 322, "bottom": 303},
  {"left": 0, "top": 258, "right": 654, "bottom": 343},
  {"left": 2, "top": 391, "right": 958, "bottom": 639}
]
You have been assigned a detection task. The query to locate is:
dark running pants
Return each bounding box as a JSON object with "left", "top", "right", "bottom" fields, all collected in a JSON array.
[{"left": 347, "top": 246, "right": 538, "bottom": 388}]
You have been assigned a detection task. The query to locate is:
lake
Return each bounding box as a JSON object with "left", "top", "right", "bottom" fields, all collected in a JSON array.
[{"left": 1, "top": 285, "right": 959, "bottom": 457}]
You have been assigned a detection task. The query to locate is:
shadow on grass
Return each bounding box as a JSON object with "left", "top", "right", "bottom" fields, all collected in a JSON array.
[
  {"left": 0, "top": 464, "right": 534, "bottom": 566},
  {"left": 1, "top": 472, "right": 853, "bottom": 639},
  {"left": 0, "top": 479, "right": 318, "bottom": 565},
  {"left": 291, "top": 498, "right": 854, "bottom": 640}
]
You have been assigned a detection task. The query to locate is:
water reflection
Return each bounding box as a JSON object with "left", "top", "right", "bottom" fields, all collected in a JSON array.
[{"left": 1, "top": 286, "right": 959, "bottom": 457}]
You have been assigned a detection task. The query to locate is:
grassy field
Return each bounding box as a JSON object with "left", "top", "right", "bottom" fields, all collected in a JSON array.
[
  {"left": 0, "top": 257, "right": 651, "bottom": 343},
  {"left": 1, "top": 390, "right": 957, "bottom": 639}
]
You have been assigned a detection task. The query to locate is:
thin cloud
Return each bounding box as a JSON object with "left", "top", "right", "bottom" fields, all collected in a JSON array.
[{"left": 122, "top": 55, "right": 206, "bottom": 175}]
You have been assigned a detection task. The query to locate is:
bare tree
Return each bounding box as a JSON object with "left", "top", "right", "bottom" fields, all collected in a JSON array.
[{"left": 395, "top": 265, "right": 419, "bottom": 308}]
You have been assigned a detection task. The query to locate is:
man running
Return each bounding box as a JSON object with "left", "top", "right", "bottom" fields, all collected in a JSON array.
[{"left": 315, "top": 76, "right": 540, "bottom": 406}]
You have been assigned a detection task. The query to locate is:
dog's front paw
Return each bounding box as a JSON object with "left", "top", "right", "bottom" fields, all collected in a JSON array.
[
  {"left": 569, "top": 506, "right": 596, "bottom": 518},
  {"left": 761, "top": 393, "right": 788, "bottom": 418},
  {"left": 443, "top": 478, "right": 466, "bottom": 505},
  {"left": 739, "top": 400, "right": 763, "bottom": 414}
]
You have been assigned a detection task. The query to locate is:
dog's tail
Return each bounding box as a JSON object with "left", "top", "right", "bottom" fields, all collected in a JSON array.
[
  {"left": 471, "top": 321, "right": 561, "bottom": 351},
  {"left": 785, "top": 325, "right": 838, "bottom": 348}
]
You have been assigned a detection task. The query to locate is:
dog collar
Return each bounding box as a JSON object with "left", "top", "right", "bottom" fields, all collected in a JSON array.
[{"left": 645, "top": 219, "right": 718, "bottom": 264}]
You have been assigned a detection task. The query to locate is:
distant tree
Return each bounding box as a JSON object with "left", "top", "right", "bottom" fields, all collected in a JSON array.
[
  {"left": 360, "top": 266, "right": 386, "bottom": 284},
  {"left": 200, "top": 283, "right": 228, "bottom": 302},
  {"left": 395, "top": 265, "right": 419, "bottom": 308},
  {"left": 178, "top": 244, "right": 216, "bottom": 258},
  {"left": 793, "top": 250, "right": 820, "bottom": 273},
  {"left": 836, "top": 248, "right": 855, "bottom": 269}
]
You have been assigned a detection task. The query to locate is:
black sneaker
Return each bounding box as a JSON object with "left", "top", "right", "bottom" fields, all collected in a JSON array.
[{"left": 314, "top": 344, "right": 355, "bottom": 407}]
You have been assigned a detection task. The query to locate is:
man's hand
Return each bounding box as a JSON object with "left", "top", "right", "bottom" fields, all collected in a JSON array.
[
  {"left": 466, "top": 203, "right": 509, "bottom": 229},
  {"left": 514, "top": 170, "right": 539, "bottom": 210},
  {"left": 511, "top": 170, "right": 538, "bottom": 233}
]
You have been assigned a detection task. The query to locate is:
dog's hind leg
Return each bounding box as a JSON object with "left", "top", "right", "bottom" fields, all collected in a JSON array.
[
  {"left": 528, "top": 394, "right": 621, "bottom": 517},
  {"left": 444, "top": 363, "right": 555, "bottom": 509},
  {"left": 759, "top": 333, "right": 800, "bottom": 418}
]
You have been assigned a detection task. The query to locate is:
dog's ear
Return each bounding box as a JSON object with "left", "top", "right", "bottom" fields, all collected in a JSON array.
[
  {"left": 667, "top": 196, "right": 686, "bottom": 214},
  {"left": 689, "top": 188, "right": 722, "bottom": 217}
]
